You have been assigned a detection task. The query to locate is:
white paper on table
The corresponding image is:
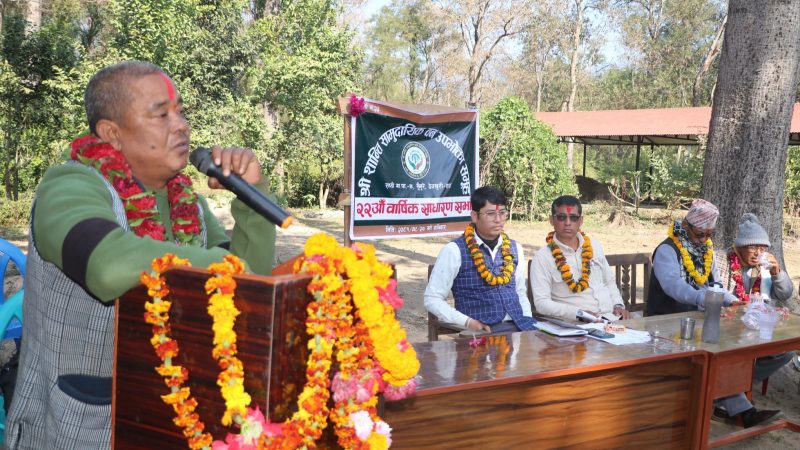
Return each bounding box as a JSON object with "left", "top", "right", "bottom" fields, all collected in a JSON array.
[{"left": 578, "top": 323, "right": 652, "bottom": 345}]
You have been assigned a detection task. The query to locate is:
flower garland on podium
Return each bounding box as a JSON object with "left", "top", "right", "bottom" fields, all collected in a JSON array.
[{"left": 142, "top": 233, "right": 420, "bottom": 449}]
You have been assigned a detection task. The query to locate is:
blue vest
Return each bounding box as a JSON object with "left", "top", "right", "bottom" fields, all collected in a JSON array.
[{"left": 451, "top": 235, "right": 535, "bottom": 330}]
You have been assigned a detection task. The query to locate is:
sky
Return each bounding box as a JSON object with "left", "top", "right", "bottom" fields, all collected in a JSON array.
[{"left": 362, "top": 0, "right": 390, "bottom": 18}]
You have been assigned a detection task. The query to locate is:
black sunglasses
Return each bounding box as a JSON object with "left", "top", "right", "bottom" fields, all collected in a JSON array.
[
  {"left": 553, "top": 213, "right": 581, "bottom": 222},
  {"left": 687, "top": 223, "right": 714, "bottom": 240}
]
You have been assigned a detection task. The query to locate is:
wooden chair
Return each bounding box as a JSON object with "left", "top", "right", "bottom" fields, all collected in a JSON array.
[{"left": 605, "top": 252, "right": 652, "bottom": 315}]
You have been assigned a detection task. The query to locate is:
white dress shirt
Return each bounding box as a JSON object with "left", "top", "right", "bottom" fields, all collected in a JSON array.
[
  {"left": 531, "top": 233, "right": 623, "bottom": 321},
  {"left": 424, "top": 234, "right": 531, "bottom": 326}
]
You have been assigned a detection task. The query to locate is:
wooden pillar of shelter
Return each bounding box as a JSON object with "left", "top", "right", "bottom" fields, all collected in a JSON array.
[
  {"left": 582, "top": 142, "right": 587, "bottom": 177},
  {"left": 635, "top": 138, "right": 641, "bottom": 172}
]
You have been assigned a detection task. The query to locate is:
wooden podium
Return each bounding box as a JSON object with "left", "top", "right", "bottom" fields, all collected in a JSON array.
[{"left": 112, "top": 266, "right": 313, "bottom": 448}]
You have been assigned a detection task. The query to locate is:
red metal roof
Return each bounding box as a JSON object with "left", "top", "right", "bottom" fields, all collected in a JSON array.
[{"left": 534, "top": 103, "right": 800, "bottom": 146}]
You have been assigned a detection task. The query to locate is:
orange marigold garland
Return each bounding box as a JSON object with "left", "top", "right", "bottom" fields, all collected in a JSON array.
[
  {"left": 295, "top": 234, "right": 419, "bottom": 449},
  {"left": 142, "top": 232, "right": 420, "bottom": 450},
  {"left": 464, "top": 224, "right": 514, "bottom": 286},
  {"left": 546, "top": 231, "right": 593, "bottom": 293},
  {"left": 142, "top": 254, "right": 213, "bottom": 450}
]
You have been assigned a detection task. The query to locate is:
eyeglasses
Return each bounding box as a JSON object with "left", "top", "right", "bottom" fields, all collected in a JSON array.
[
  {"left": 477, "top": 210, "right": 510, "bottom": 220},
  {"left": 553, "top": 213, "right": 581, "bottom": 222},
  {"left": 744, "top": 245, "right": 768, "bottom": 253},
  {"left": 687, "top": 223, "right": 715, "bottom": 240}
]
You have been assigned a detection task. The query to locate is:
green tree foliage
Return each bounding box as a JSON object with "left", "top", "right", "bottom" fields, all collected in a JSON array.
[
  {"left": 1, "top": 0, "right": 86, "bottom": 199},
  {"left": 648, "top": 147, "right": 703, "bottom": 210},
  {"left": 588, "top": 0, "right": 726, "bottom": 110},
  {"left": 364, "top": 0, "right": 442, "bottom": 103},
  {"left": 481, "top": 97, "right": 576, "bottom": 219},
  {"left": 784, "top": 146, "right": 800, "bottom": 213},
  {"left": 251, "top": 0, "right": 360, "bottom": 207},
  {"left": 0, "top": 0, "right": 359, "bottom": 212}
]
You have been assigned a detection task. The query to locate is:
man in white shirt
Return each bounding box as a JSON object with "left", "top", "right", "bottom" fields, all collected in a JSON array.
[
  {"left": 531, "top": 195, "right": 630, "bottom": 322},
  {"left": 424, "top": 187, "right": 536, "bottom": 333}
]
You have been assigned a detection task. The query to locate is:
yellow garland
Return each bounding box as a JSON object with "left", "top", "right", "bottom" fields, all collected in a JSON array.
[
  {"left": 464, "top": 224, "right": 514, "bottom": 286},
  {"left": 142, "top": 233, "right": 420, "bottom": 450},
  {"left": 546, "top": 231, "right": 593, "bottom": 293},
  {"left": 205, "top": 255, "right": 248, "bottom": 427},
  {"left": 667, "top": 225, "right": 713, "bottom": 285}
]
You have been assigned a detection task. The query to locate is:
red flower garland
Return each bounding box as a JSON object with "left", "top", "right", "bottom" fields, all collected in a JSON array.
[
  {"left": 71, "top": 135, "right": 202, "bottom": 245},
  {"left": 727, "top": 250, "right": 761, "bottom": 302}
]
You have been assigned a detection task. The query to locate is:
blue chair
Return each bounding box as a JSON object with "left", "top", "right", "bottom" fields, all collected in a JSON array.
[
  {"left": 0, "top": 239, "right": 25, "bottom": 339},
  {"left": 0, "top": 238, "right": 25, "bottom": 440}
]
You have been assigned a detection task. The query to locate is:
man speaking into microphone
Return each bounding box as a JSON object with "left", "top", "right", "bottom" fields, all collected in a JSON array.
[{"left": 6, "top": 60, "right": 276, "bottom": 449}]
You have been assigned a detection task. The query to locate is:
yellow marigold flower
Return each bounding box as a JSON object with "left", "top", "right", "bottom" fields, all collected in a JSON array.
[
  {"left": 345, "top": 258, "right": 371, "bottom": 279},
  {"left": 367, "top": 432, "right": 389, "bottom": 449},
  {"left": 304, "top": 233, "right": 339, "bottom": 257}
]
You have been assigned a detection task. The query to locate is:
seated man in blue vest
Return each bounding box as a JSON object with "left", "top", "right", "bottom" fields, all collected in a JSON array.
[
  {"left": 424, "top": 186, "right": 536, "bottom": 334},
  {"left": 648, "top": 199, "right": 780, "bottom": 428}
]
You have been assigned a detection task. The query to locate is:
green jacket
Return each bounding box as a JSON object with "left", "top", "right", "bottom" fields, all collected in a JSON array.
[{"left": 33, "top": 162, "right": 276, "bottom": 301}]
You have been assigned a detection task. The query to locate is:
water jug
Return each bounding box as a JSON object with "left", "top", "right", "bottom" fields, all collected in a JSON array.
[{"left": 701, "top": 284, "right": 726, "bottom": 344}]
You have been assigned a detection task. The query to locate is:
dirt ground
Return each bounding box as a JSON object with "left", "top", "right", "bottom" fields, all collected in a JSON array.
[{"left": 3, "top": 202, "right": 800, "bottom": 448}]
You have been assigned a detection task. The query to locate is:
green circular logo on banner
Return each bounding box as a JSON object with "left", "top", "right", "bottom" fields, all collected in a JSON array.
[{"left": 401, "top": 142, "right": 430, "bottom": 180}]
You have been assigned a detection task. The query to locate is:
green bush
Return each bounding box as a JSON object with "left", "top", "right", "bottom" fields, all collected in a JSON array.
[
  {"left": 481, "top": 97, "right": 577, "bottom": 220},
  {"left": 0, "top": 192, "right": 33, "bottom": 230}
]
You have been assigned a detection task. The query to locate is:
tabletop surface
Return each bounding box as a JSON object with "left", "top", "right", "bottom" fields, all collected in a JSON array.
[{"left": 411, "top": 306, "right": 800, "bottom": 393}]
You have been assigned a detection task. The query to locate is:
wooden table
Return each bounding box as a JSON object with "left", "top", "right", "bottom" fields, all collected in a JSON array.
[
  {"left": 621, "top": 308, "right": 800, "bottom": 449},
  {"left": 383, "top": 331, "right": 708, "bottom": 449}
]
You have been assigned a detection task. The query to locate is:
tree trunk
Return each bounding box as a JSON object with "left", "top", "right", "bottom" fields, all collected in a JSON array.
[
  {"left": 25, "top": 0, "right": 41, "bottom": 32},
  {"left": 318, "top": 180, "right": 329, "bottom": 209},
  {"left": 273, "top": 160, "right": 285, "bottom": 197},
  {"left": 700, "top": 0, "right": 800, "bottom": 267},
  {"left": 564, "top": 0, "right": 584, "bottom": 172},
  {"left": 692, "top": 15, "right": 727, "bottom": 107}
]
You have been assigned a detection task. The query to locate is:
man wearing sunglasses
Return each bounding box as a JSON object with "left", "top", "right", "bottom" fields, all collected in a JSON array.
[
  {"left": 424, "top": 186, "right": 536, "bottom": 334},
  {"left": 648, "top": 200, "right": 781, "bottom": 428},
  {"left": 531, "top": 195, "right": 629, "bottom": 322},
  {"left": 647, "top": 198, "right": 740, "bottom": 315}
]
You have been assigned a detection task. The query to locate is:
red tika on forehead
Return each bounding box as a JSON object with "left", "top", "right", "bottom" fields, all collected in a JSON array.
[
  {"left": 565, "top": 206, "right": 574, "bottom": 214},
  {"left": 159, "top": 72, "right": 176, "bottom": 103}
]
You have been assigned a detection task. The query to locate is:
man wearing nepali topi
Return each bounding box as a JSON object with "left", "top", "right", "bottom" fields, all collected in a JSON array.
[{"left": 648, "top": 199, "right": 782, "bottom": 428}]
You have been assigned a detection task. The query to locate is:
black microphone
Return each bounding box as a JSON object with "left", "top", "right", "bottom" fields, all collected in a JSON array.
[{"left": 190, "top": 147, "right": 293, "bottom": 229}]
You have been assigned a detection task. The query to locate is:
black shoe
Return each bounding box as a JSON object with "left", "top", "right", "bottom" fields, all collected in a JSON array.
[
  {"left": 740, "top": 408, "right": 783, "bottom": 428},
  {"left": 712, "top": 407, "right": 730, "bottom": 423}
]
